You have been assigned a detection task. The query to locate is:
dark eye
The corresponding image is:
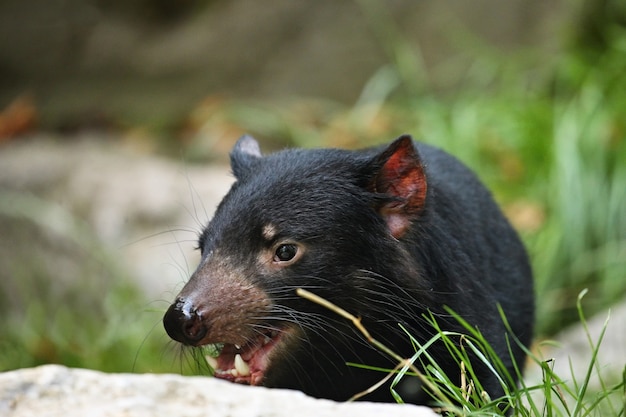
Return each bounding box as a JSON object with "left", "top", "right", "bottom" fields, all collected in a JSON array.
[{"left": 274, "top": 244, "right": 298, "bottom": 262}]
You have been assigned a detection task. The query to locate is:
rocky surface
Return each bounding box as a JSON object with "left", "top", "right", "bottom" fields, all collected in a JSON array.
[
  {"left": 528, "top": 300, "right": 626, "bottom": 390},
  {"left": 0, "top": 134, "right": 233, "bottom": 300},
  {"left": 0, "top": 365, "right": 436, "bottom": 417}
]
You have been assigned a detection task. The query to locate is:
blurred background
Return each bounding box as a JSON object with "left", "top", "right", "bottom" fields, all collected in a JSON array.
[{"left": 0, "top": 0, "right": 624, "bottom": 380}]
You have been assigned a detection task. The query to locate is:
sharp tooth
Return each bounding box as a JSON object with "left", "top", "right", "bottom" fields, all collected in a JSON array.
[
  {"left": 234, "top": 353, "right": 250, "bottom": 377},
  {"left": 234, "top": 344, "right": 242, "bottom": 350},
  {"left": 205, "top": 355, "right": 218, "bottom": 370}
]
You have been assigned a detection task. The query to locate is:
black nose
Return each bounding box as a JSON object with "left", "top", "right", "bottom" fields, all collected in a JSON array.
[{"left": 162, "top": 298, "right": 208, "bottom": 345}]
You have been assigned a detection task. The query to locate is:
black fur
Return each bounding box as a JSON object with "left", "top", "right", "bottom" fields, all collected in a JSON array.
[{"left": 164, "top": 135, "right": 534, "bottom": 405}]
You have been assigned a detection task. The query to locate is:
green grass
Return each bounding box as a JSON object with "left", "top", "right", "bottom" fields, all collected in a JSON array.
[
  {"left": 293, "top": 287, "right": 624, "bottom": 416},
  {"left": 390, "top": 291, "right": 626, "bottom": 416}
]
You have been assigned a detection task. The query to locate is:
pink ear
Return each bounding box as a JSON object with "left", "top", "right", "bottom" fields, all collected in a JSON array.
[{"left": 373, "top": 135, "right": 427, "bottom": 238}]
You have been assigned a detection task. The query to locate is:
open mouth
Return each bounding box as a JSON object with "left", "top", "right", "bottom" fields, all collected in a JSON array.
[{"left": 205, "top": 329, "right": 284, "bottom": 386}]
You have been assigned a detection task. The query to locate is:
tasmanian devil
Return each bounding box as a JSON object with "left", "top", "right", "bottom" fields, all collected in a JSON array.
[{"left": 163, "top": 134, "right": 534, "bottom": 406}]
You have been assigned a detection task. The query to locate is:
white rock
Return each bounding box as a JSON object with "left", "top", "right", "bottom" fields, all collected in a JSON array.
[
  {"left": 0, "top": 365, "right": 436, "bottom": 417},
  {"left": 0, "top": 135, "right": 234, "bottom": 300}
]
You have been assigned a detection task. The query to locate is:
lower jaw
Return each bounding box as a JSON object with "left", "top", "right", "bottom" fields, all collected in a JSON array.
[
  {"left": 206, "top": 326, "right": 296, "bottom": 386},
  {"left": 214, "top": 369, "right": 264, "bottom": 385},
  {"left": 207, "top": 334, "right": 281, "bottom": 385}
]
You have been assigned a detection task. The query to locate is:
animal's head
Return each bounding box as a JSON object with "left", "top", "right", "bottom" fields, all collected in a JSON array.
[{"left": 162, "top": 135, "right": 430, "bottom": 400}]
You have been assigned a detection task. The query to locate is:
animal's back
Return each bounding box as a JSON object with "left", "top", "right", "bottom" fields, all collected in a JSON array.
[{"left": 407, "top": 142, "right": 534, "bottom": 398}]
